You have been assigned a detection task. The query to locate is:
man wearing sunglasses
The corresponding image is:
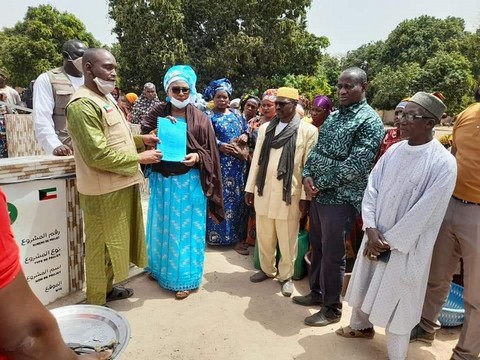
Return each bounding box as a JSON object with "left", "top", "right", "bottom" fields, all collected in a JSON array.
[
  {"left": 245, "top": 87, "right": 318, "bottom": 297},
  {"left": 298, "top": 67, "right": 385, "bottom": 326},
  {"left": 33, "top": 39, "right": 87, "bottom": 156}
]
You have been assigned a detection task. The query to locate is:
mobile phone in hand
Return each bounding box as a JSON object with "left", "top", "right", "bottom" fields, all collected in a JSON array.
[{"left": 378, "top": 249, "right": 391, "bottom": 263}]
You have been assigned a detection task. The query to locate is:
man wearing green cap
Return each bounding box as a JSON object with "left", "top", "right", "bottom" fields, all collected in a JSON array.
[
  {"left": 245, "top": 86, "right": 318, "bottom": 297},
  {"left": 336, "top": 92, "right": 457, "bottom": 360}
]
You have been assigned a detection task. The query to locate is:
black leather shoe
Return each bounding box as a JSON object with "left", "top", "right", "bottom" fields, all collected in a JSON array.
[
  {"left": 304, "top": 308, "right": 341, "bottom": 327},
  {"left": 409, "top": 324, "right": 435, "bottom": 344},
  {"left": 249, "top": 271, "right": 271, "bottom": 283},
  {"left": 292, "top": 292, "right": 323, "bottom": 306}
]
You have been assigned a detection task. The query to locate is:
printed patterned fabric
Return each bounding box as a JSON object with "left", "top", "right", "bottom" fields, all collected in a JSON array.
[
  {"left": 206, "top": 111, "right": 248, "bottom": 246},
  {"left": 130, "top": 94, "right": 160, "bottom": 125},
  {"left": 146, "top": 169, "right": 207, "bottom": 291},
  {"left": 80, "top": 184, "right": 146, "bottom": 305},
  {"left": 376, "top": 128, "right": 401, "bottom": 161},
  {"left": 303, "top": 100, "right": 385, "bottom": 212}
]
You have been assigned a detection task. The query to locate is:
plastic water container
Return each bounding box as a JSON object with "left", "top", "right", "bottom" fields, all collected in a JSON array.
[{"left": 439, "top": 283, "right": 465, "bottom": 328}]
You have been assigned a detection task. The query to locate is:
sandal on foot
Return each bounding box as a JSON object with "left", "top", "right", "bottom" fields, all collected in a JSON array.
[
  {"left": 175, "top": 290, "right": 191, "bottom": 300},
  {"left": 106, "top": 286, "right": 134, "bottom": 302},
  {"left": 335, "top": 326, "right": 375, "bottom": 339},
  {"left": 234, "top": 243, "right": 249, "bottom": 255},
  {"left": 147, "top": 272, "right": 156, "bottom": 281}
]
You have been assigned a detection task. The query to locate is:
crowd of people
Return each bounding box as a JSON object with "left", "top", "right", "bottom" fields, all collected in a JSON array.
[{"left": 0, "top": 39, "right": 479, "bottom": 360}]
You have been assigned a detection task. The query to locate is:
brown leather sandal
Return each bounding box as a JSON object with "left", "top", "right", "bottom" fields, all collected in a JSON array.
[
  {"left": 175, "top": 290, "right": 191, "bottom": 300},
  {"left": 234, "top": 242, "right": 249, "bottom": 255},
  {"left": 335, "top": 326, "right": 375, "bottom": 339}
]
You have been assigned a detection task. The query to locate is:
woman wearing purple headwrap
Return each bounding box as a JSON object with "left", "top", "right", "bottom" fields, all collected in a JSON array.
[
  {"left": 204, "top": 78, "right": 249, "bottom": 250},
  {"left": 311, "top": 95, "right": 333, "bottom": 128}
]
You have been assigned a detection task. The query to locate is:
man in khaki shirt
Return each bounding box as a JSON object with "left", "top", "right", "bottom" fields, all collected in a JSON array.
[
  {"left": 245, "top": 87, "right": 318, "bottom": 297},
  {"left": 411, "top": 100, "right": 480, "bottom": 360}
]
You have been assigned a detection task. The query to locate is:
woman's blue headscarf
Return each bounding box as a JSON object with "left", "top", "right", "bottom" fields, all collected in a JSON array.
[
  {"left": 203, "top": 78, "right": 233, "bottom": 101},
  {"left": 163, "top": 65, "right": 198, "bottom": 102}
]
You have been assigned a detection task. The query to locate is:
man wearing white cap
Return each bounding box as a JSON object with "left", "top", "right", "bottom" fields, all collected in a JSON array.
[
  {"left": 245, "top": 87, "right": 318, "bottom": 297},
  {"left": 336, "top": 92, "right": 457, "bottom": 360}
]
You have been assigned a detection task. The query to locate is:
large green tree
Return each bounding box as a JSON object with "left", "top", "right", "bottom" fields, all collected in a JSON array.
[
  {"left": 416, "top": 51, "right": 475, "bottom": 114},
  {"left": 380, "top": 16, "right": 466, "bottom": 68},
  {"left": 343, "top": 16, "right": 477, "bottom": 115},
  {"left": 0, "top": 5, "right": 100, "bottom": 87},
  {"left": 371, "top": 63, "right": 424, "bottom": 110},
  {"left": 109, "top": 0, "right": 329, "bottom": 96}
]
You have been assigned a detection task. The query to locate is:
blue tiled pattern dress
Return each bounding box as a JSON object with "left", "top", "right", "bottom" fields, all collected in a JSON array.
[
  {"left": 146, "top": 117, "right": 207, "bottom": 291},
  {"left": 206, "top": 111, "right": 248, "bottom": 246}
]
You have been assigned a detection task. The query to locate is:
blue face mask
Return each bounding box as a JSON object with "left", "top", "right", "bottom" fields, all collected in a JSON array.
[{"left": 170, "top": 97, "right": 190, "bottom": 109}]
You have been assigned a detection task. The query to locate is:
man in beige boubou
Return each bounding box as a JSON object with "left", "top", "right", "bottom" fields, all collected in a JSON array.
[
  {"left": 245, "top": 87, "right": 318, "bottom": 297},
  {"left": 66, "top": 48, "right": 162, "bottom": 305}
]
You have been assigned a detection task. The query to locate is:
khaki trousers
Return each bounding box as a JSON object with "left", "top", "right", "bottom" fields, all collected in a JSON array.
[
  {"left": 256, "top": 214, "right": 300, "bottom": 281},
  {"left": 420, "top": 197, "right": 480, "bottom": 360}
]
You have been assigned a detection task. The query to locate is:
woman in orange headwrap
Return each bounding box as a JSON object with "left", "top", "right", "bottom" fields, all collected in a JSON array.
[{"left": 119, "top": 93, "right": 138, "bottom": 122}]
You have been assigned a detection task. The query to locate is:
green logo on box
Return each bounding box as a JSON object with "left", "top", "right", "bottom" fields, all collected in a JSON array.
[{"left": 7, "top": 202, "right": 18, "bottom": 224}]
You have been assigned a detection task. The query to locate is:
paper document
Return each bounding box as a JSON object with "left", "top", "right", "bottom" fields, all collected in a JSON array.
[{"left": 157, "top": 117, "right": 187, "bottom": 162}]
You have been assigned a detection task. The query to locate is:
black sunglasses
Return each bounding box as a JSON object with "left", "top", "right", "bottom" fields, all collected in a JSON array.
[
  {"left": 275, "top": 101, "right": 293, "bottom": 107},
  {"left": 171, "top": 86, "right": 190, "bottom": 94}
]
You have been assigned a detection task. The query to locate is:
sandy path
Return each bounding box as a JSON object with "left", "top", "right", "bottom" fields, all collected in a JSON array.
[{"left": 106, "top": 247, "right": 459, "bottom": 360}]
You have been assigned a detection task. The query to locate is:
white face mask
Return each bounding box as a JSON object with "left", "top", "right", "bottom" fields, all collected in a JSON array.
[
  {"left": 93, "top": 77, "right": 116, "bottom": 96},
  {"left": 70, "top": 57, "right": 83, "bottom": 73},
  {"left": 170, "top": 97, "right": 190, "bottom": 109}
]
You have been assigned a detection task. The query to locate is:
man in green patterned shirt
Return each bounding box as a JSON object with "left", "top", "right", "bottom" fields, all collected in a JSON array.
[{"left": 294, "top": 67, "right": 384, "bottom": 326}]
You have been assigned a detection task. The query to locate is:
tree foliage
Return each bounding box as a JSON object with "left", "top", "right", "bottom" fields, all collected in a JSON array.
[
  {"left": 417, "top": 52, "right": 476, "bottom": 114},
  {"left": 108, "top": 0, "right": 329, "bottom": 97},
  {"left": 345, "top": 16, "right": 478, "bottom": 115},
  {"left": 371, "top": 63, "right": 423, "bottom": 110},
  {"left": 0, "top": 5, "right": 100, "bottom": 87},
  {"left": 380, "top": 16, "right": 466, "bottom": 68},
  {"left": 283, "top": 71, "right": 331, "bottom": 101}
]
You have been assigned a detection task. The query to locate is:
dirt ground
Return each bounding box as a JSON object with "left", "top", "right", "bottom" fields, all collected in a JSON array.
[
  {"left": 98, "top": 247, "right": 460, "bottom": 360},
  {"left": 53, "top": 128, "right": 458, "bottom": 360}
]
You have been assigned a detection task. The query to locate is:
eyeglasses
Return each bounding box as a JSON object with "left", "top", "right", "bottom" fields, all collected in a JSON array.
[
  {"left": 400, "top": 113, "right": 433, "bottom": 122},
  {"left": 171, "top": 87, "right": 190, "bottom": 94},
  {"left": 275, "top": 101, "right": 293, "bottom": 107}
]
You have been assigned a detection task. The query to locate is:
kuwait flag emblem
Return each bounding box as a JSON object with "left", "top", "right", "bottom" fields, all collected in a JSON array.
[{"left": 39, "top": 187, "right": 57, "bottom": 201}]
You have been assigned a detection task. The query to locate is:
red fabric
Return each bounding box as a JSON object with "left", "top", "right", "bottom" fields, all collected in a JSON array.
[
  {"left": 376, "top": 128, "right": 401, "bottom": 162},
  {"left": 0, "top": 188, "right": 21, "bottom": 290}
]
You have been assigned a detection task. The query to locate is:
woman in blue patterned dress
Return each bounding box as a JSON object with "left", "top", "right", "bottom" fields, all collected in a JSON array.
[
  {"left": 204, "top": 78, "right": 249, "bottom": 248},
  {"left": 141, "top": 66, "right": 224, "bottom": 299}
]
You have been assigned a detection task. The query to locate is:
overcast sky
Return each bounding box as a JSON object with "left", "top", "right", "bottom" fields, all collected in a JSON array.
[{"left": 1, "top": 0, "right": 479, "bottom": 55}]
